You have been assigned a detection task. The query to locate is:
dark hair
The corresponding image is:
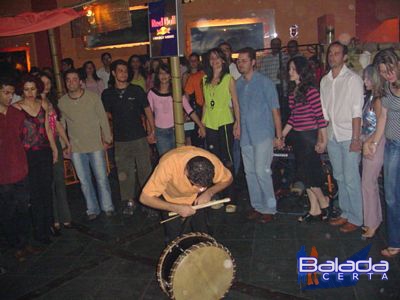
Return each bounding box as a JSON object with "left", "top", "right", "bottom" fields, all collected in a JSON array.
[
  {"left": 287, "top": 40, "right": 298, "bottom": 47},
  {"left": 128, "top": 55, "right": 146, "bottom": 81},
  {"left": 29, "top": 66, "right": 41, "bottom": 75},
  {"left": 238, "top": 47, "right": 256, "bottom": 61},
  {"left": 101, "top": 52, "right": 111, "bottom": 61},
  {"left": 288, "top": 56, "right": 316, "bottom": 104},
  {"left": 204, "top": 48, "right": 230, "bottom": 85},
  {"left": 153, "top": 63, "right": 171, "bottom": 92},
  {"left": 63, "top": 68, "right": 81, "bottom": 86},
  {"left": 189, "top": 52, "right": 200, "bottom": 60},
  {"left": 327, "top": 41, "right": 348, "bottom": 56},
  {"left": 82, "top": 60, "right": 101, "bottom": 82},
  {"left": 61, "top": 58, "right": 74, "bottom": 68},
  {"left": 109, "top": 59, "right": 129, "bottom": 88},
  {"left": 17, "top": 74, "right": 44, "bottom": 97},
  {"left": 186, "top": 156, "right": 215, "bottom": 188},
  {"left": 0, "top": 76, "right": 15, "bottom": 89},
  {"left": 39, "top": 72, "right": 61, "bottom": 120},
  {"left": 218, "top": 41, "right": 232, "bottom": 52}
]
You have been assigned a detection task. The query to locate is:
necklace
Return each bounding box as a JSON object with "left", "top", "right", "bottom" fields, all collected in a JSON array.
[
  {"left": 68, "top": 89, "right": 84, "bottom": 100},
  {"left": 116, "top": 88, "right": 126, "bottom": 99}
]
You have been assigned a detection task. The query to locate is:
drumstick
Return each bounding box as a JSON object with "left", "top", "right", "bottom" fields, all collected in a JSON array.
[
  {"left": 160, "top": 215, "right": 181, "bottom": 224},
  {"left": 167, "top": 198, "right": 231, "bottom": 217}
]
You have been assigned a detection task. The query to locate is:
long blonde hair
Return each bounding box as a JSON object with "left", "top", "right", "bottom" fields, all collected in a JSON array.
[
  {"left": 363, "top": 64, "right": 383, "bottom": 98},
  {"left": 373, "top": 48, "right": 400, "bottom": 89}
]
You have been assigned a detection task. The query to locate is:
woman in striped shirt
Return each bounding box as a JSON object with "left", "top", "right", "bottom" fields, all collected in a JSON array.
[{"left": 282, "top": 56, "right": 329, "bottom": 223}]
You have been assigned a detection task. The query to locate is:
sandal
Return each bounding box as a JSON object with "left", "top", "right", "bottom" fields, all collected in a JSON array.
[
  {"left": 320, "top": 207, "right": 330, "bottom": 221},
  {"left": 298, "top": 212, "right": 321, "bottom": 223},
  {"left": 361, "top": 227, "right": 377, "bottom": 238},
  {"left": 381, "top": 247, "right": 400, "bottom": 258}
]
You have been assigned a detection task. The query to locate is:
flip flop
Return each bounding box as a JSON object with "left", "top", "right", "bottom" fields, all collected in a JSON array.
[{"left": 381, "top": 247, "right": 400, "bottom": 258}]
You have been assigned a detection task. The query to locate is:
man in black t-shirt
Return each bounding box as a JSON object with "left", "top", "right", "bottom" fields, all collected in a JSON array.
[{"left": 102, "top": 59, "right": 155, "bottom": 215}]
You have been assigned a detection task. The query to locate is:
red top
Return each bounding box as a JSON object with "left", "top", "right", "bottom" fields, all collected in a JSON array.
[
  {"left": 287, "top": 87, "right": 328, "bottom": 131},
  {"left": 0, "top": 106, "right": 28, "bottom": 184},
  {"left": 22, "top": 106, "right": 50, "bottom": 151}
]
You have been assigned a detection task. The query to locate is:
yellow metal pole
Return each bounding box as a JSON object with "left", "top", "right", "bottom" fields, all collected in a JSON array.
[
  {"left": 47, "top": 28, "right": 63, "bottom": 98},
  {"left": 170, "top": 56, "right": 185, "bottom": 148}
]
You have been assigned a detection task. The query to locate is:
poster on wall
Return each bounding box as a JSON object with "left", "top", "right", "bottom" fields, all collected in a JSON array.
[
  {"left": 191, "top": 23, "right": 265, "bottom": 54},
  {"left": 148, "top": 0, "right": 184, "bottom": 58}
]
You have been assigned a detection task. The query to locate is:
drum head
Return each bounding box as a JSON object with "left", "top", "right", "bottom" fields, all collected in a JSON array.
[
  {"left": 157, "top": 233, "right": 216, "bottom": 296},
  {"left": 170, "top": 242, "right": 235, "bottom": 300}
]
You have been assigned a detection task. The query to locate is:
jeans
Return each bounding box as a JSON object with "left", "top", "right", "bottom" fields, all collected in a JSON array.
[
  {"left": 156, "top": 127, "right": 175, "bottom": 156},
  {"left": 241, "top": 138, "right": 276, "bottom": 214},
  {"left": 327, "top": 138, "right": 362, "bottom": 226},
  {"left": 383, "top": 139, "right": 400, "bottom": 248},
  {"left": 71, "top": 150, "right": 114, "bottom": 215}
]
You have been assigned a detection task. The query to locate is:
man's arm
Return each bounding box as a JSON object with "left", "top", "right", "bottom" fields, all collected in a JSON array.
[
  {"left": 272, "top": 108, "right": 284, "bottom": 149},
  {"left": 349, "top": 75, "right": 363, "bottom": 152},
  {"left": 140, "top": 194, "right": 195, "bottom": 217},
  {"left": 194, "top": 173, "right": 233, "bottom": 205},
  {"left": 350, "top": 117, "right": 362, "bottom": 152}
]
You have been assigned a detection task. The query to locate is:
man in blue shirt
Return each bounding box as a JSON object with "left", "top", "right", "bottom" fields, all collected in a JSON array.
[{"left": 236, "top": 47, "right": 284, "bottom": 223}]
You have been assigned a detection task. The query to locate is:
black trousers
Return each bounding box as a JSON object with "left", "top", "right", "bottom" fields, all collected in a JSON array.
[
  {"left": 0, "top": 178, "right": 31, "bottom": 250},
  {"left": 205, "top": 124, "right": 235, "bottom": 204},
  {"left": 161, "top": 209, "right": 209, "bottom": 244},
  {"left": 291, "top": 129, "right": 324, "bottom": 188},
  {"left": 27, "top": 148, "right": 53, "bottom": 241}
]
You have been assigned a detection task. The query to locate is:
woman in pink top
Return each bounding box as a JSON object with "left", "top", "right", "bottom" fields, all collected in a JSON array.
[
  {"left": 82, "top": 61, "right": 105, "bottom": 97},
  {"left": 282, "top": 56, "right": 329, "bottom": 223},
  {"left": 147, "top": 63, "right": 205, "bottom": 156}
]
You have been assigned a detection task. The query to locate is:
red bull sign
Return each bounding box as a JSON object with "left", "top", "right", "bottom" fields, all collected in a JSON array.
[{"left": 149, "top": 0, "right": 184, "bottom": 58}]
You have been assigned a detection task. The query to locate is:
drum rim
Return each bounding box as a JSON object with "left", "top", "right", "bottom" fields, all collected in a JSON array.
[
  {"left": 168, "top": 240, "right": 236, "bottom": 300},
  {"left": 157, "top": 232, "right": 217, "bottom": 296}
]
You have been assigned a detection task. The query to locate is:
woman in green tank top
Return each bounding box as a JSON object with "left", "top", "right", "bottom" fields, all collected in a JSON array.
[{"left": 202, "top": 48, "right": 240, "bottom": 208}]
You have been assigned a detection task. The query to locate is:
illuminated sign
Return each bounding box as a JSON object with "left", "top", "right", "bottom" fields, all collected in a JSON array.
[{"left": 148, "top": 0, "right": 184, "bottom": 58}]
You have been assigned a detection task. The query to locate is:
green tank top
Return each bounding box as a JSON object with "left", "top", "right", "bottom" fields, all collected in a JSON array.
[
  {"left": 202, "top": 74, "right": 234, "bottom": 130},
  {"left": 131, "top": 76, "right": 146, "bottom": 91}
]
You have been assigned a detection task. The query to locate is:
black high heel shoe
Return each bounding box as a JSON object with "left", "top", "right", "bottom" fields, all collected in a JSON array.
[
  {"left": 321, "top": 207, "right": 331, "bottom": 222},
  {"left": 298, "top": 212, "right": 321, "bottom": 223},
  {"left": 50, "top": 225, "right": 61, "bottom": 237}
]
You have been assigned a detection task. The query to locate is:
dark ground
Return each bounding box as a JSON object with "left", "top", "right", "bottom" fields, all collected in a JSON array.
[{"left": 0, "top": 169, "right": 399, "bottom": 300}]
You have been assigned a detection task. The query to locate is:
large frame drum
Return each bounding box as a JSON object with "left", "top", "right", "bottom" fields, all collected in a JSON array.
[{"left": 157, "top": 232, "right": 236, "bottom": 299}]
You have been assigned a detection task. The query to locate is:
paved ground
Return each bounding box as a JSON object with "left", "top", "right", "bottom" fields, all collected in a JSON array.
[{"left": 0, "top": 180, "right": 399, "bottom": 300}]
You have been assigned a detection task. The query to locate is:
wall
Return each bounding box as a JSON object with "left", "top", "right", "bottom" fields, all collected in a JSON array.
[
  {"left": 356, "top": 0, "right": 400, "bottom": 42},
  {"left": 0, "top": 0, "right": 374, "bottom": 70},
  {"left": 182, "top": 0, "right": 356, "bottom": 47},
  {"left": 56, "top": 0, "right": 357, "bottom": 68},
  {"left": 0, "top": 0, "right": 37, "bottom": 67},
  {"left": 57, "top": 0, "right": 149, "bottom": 69}
]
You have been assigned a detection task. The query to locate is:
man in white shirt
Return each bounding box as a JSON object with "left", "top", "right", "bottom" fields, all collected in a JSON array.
[
  {"left": 97, "top": 52, "right": 112, "bottom": 88},
  {"left": 320, "top": 41, "right": 364, "bottom": 233}
]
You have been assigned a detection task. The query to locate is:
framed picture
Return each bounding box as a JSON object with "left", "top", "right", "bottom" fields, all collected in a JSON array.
[
  {"left": 187, "top": 10, "right": 276, "bottom": 54},
  {"left": 0, "top": 46, "right": 31, "bottom": 73}
]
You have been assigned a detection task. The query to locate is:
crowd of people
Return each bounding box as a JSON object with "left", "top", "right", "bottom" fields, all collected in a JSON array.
[{"left": 1, "top": 39, "right": 399, "bottom": 260}]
